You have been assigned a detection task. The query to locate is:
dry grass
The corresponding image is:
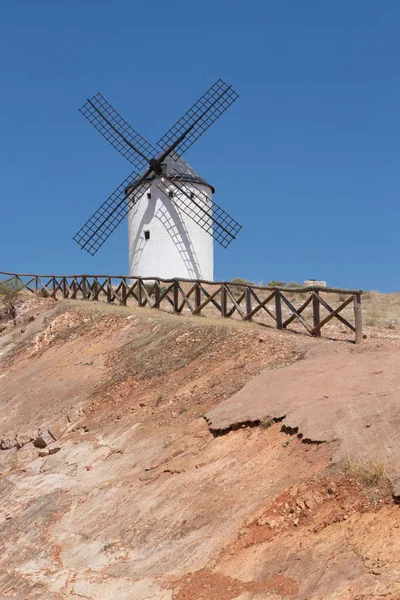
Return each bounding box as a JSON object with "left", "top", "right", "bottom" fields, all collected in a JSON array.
[
  {"left": 260, "top": 415, "right": 274, "bottom": 429},
  {"left": 58, "top": 299, "right": 259, "bottom": 333},
  {"left": 338, "top": 456, "right": 393, "bottom": 498},
  {"left": 361, "top": 292, "right": 400, "bottom": 329},
  {"left": 286, "top": 290, "right": 400, "bottom": 336},
  {"left": 9, "top": 288, "right": 400, "bottom": 346}
]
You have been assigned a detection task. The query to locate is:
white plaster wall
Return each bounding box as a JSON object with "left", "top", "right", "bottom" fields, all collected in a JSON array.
[{"left": 128, "top": 178, "right": 214, "bottom": 280}]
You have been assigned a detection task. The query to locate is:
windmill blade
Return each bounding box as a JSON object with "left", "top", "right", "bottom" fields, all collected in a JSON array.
[
  {"left": 73, "top": 173, "right": 150, "bottom": 255},
  {"left": 157, "top": 172, "right": 242, "bottom": 248},
  {"left": 156, "top": 79, "right": 239, "bottom": 160},
  {"left": 79, "top": 93, "right": 158, "bottom": 172}
]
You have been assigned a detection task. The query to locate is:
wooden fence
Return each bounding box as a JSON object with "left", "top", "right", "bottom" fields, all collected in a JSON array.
[{"left": 0, "top": 271, "right": 363, "bottom": 343}]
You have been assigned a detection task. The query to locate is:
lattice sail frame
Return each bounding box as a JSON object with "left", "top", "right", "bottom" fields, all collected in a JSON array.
[
  {"left": 157, "top": 79, "right": 239, "bottom": 157},
  {"left": 157, "top": 170, "right": 242, "bottom": 248},
  {"left": 74, "top": 79, "right": 241, "bottom": 254},
  {"left": 79, "top": 93, "right": 157, "bottom": 173},
  {"left": 73, "top": 175, "right": 150, "bottom": 255}
]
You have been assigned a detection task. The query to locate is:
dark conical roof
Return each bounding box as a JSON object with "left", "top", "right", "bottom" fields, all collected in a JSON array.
[
  {"left": 128, "top": 153, "right": 215, "bottom": 194},
  {"left": 160, "top": 154, "right": 215, "bottom": 193}
]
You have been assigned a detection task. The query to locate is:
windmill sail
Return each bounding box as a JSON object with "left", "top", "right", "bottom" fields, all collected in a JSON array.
[
  {"left": 157, "top": 79, "right": 239, "bottom": 158},
  {"left": 157, "top": 171, "right": 242, "bottom": 248},
  {"left": 73, "top": 174, "right": 150, "bottom": 255},
  {"left": 79, "top": 93, "right": 157, "bottom": 172}
]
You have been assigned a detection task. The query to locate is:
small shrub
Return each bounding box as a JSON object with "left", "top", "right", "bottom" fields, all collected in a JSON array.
[
  {"left": 229, "top": 278, "right": 254, "bottom": 298},
  {"left": 339, "top": 456, "right": 392, "bottom": 496},
  {"left": 143, "top": 283, "right": 167, "bottom": 297},
  {"left": 37, "top": 287, "right": 51, "bottom": 298},
  {"left": 260, "top": 415, "right": 274, "bottom": 429},
  {"left": 0, "top": 300, "right": 17, "bottom": 325},
  {"left": 0, "top": 277, "right": 24, "bottom": 295},
  {"left": 144, "top": 283, "right": 155, "bottom": 294},
  {"left": 0, "top": 279, "right": 21, "bottom": 326},
  {"left": 267, "top": 280, "right": 286, "bottom": 287},
  {"left": 365, "top": 315, "right": 377, "bottom": 327},
  {"left": 231, "top": 277, "right": 254, "bottom": 286},
  {"left": 286, "top": 281, "right": 302, "bottom": 288}
]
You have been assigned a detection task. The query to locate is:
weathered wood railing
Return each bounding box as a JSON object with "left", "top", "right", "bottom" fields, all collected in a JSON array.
[{"left": 0, "top": 271, "right": 363, "bottom": 343}]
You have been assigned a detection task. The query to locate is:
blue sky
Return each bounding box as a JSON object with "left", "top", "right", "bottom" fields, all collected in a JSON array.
[{"left": 1, "top": 1, "right": 399, "bottom": 291}]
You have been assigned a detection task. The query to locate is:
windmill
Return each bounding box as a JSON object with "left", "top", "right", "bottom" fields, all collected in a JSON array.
[{"left": 74, "top": 79, "right": 242, "bottom": 280}]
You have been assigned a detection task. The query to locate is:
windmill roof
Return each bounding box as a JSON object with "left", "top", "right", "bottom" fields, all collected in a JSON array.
[{"left": 129, "top": 153, "right": 215, "bottom": 194}]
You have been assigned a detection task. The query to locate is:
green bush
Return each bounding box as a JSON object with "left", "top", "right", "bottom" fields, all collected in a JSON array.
[
  {"left": 267, "top": 280, "right": 286, "bottom": 287},
  {"left": 286, "top": 281, "right": 302, "bottom": 288},
  {"left": 0, "top": 278, "right": 22, "bottom": 326},
  {"left": 143, "top": 282, "right": 168, "bottom": 298},
  {"left": 230, "top": 277, "right": 254, "bottom": 286},
  {"left": 0, "top": 277, "right": 25, "bottom": 295},
  {"left": 37, "top": 287, "right": 51, "bottom": 298},
  {"left": 229, "top": 278, "right": 254, "bottom": 298}
]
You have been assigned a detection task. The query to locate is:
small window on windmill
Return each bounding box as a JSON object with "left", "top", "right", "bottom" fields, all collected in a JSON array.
[
  {"left": 144, "top": 230, "right": 150, "bottom": 240},
  {"left": 147, "top": 192, "right": 151, "bottom": 199},
  {"left": 168, "top": 191, "right": 174, "bottom": 198}
]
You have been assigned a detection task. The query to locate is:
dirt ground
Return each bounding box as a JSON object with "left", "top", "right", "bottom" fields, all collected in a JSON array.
[{"left": 0, "top": 293, "right": 400, "bottom": 599}]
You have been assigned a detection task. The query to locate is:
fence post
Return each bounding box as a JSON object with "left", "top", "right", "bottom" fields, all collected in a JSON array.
[
  {"left": 107, "top": 277, "right": 112, "bottom": 304},
  {"left": 354, "top": 293, "right": 363, "bottom": 344},
  {"left": 221, "top": 285, "right": 227, "bottom": 318},
  {"left": 92, "top": 278, "right": 99, "bottom": 301},
  {"left": 154, "top": 280, "right": 161, "bottom": 309},
  {"left": 173, "top": 280, "right": 179, "bottom": 313},
  {"left": 312, "top": 290, "right": 321, "bottom": 337},
  {"left": 275, "top": 290, "right": 283, "bottom": 329},
  {"left": 120, "top": 277, "right": 126, "bottom": 306},
  {"left": 195, "top": 283, "right": 201, "bottom": 315},
  {"left": 82, "top": 276, "right": 87, "bottom": 300},
  {"left": 245, "top": 287, "right": 252, "bottom": 320},
  {"left": 138, "top": 278, "right": 143, "bottom": 307}
]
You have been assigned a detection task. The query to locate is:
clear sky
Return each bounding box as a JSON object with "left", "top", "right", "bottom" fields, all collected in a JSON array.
[{"left": 1, "top": 1, "right": 399, "bottom": 291}]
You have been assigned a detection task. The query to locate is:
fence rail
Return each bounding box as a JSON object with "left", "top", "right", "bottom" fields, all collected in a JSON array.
[{"left": 0, "top": 271, "right": 363, "bottom": 343}]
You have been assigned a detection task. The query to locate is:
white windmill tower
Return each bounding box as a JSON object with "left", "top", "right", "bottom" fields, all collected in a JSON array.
[
  {"left": 127, "top": 154, "right": 215, "bottom": 280},
  {"left": 74, "top": 80, "right": 242, "bottom": 281}
]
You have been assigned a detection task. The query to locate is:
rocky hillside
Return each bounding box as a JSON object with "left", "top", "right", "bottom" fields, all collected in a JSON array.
[{"left": 0, "top": 294, "right": 399, "bottom": 599}]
